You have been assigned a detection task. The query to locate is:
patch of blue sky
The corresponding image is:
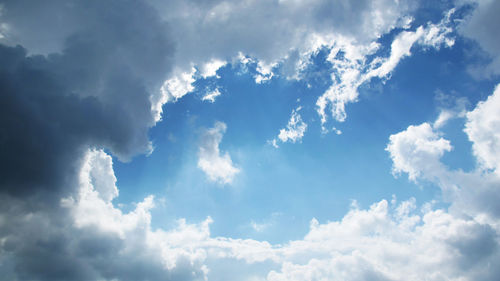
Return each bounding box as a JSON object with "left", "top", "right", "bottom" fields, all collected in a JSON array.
[{"left": 113, "top": 4, "right": 499, "bottom": 244}]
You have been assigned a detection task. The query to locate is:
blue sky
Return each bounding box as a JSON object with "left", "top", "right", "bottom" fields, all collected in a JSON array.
[
  {"left": 1, "top": 0, "right": 500, "bottom": 280},
  {"left": 114, "top": 2, "right": 494, "bottom": 240}
]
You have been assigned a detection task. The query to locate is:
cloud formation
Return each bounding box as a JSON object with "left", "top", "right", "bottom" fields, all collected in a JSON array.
[
  {"left": 198, "top": 122, "right": 240, "bottom": 185},
  {"left": 0, "top": 0, "right": 180, "bottom": 279},
  {"left": 0, "top": 0, "right": 173, "bottom": 198},
  {"left": 272, "top": 106, "right": 308, "bottom": 147},
  {"left": 464, "top": 84, "right": 500, "bottom": 172},
  {"left": 387, "top": 83, "right": 500, "bottom": 222},
  {"left": 316, "top": 9, "right": 455, "bottom": 128},
  {"left": 150, "top": 0, "right": 414, "bottom": 107},
  {"left": 2, "top": 84, "right": 500, "bottom": 280},
  {"left": 0, "top": 1, "right": 499, "bottom": 280}
]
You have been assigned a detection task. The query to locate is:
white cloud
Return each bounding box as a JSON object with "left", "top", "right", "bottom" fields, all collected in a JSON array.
[
  {"left": 142, "top": 0, "right": 417, "bottom": 120},
  {"left": 386, "top": 122, "right": 452, "bottom": 182},
  {"left": 433, "top": 91, "right": 468, "bottom": 129},
  {"left": 386, "top": 83, "right": 500, "bottom": 223},
  {"left": 153, "top": 67, "right": 197, "bottom": 121},
  {"left": 434, "top": 110, "right": 456, "bottom": 129},
  {"left": 464, "top": 84, "right": 500, "bottom": 173},
  {"left": 68, "top": 156, "right": 500, "bottom": 280},
  {"left": 273, "top": 106, "right": 308, "bottom": 146},
  {"left": 316, "top": 10, "right": 456, "bottom": 127},
  {"left": 267, "top": 200, "right": 499, "bottom": 281},
  {"left": 202, "top": 88, "right": 222, "bottom": 103},
  {"left": 200, "top": 59, "right": 227, "bottom": 79},
  {"left": 198, "top": 122, "right": 240, "bottom": 184},
  {"left": 9, "top": 125, "right": 500, "bottom": 281},
  {"left": 2, "top": 2, "right": 500, "bottom": 280}
]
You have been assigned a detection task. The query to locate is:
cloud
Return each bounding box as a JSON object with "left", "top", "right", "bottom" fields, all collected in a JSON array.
[
  {"left": 0, "top": 1, "right": 188, "bottom": 279},
  {"left": 202, "top": 88, "right": 222, "bottom": 103},
  {"left": 272, "top": 106, "right": 308, "bottom": 147},
  {"left": 316, "top": 9, "right": 456, "bottom": 127},
  {"left": 3, "top": 110, "right": 500, "bottom": 281},
  {"left": 432, "top": 90, "right": 468, "bottom": 129},
  {"left": 0, "top": 149, "right": 211, "bottom": 281},
  {"left": 1, "top": 1, "right": 499, "bottom": 281},
  {"left": 199, "top": 59, "right": 227, "bottom": 79},
  {"left": 267, "top": 200, "right": 500, "bottom": 281},
  {"left": 198, "top": 122, "right": 240, "bottom": 184},
  {"left": 386, "top": 83, "right": 500, "bottom": 222},
  {"left": 460, "top": 0, "right": 500, "bottom": 77},
  {"left": 260, "top": 84, "right": 500, "bottom": 281},
  {"left": 464, "top": 84, "right": 500, "bottom": 173},
  {"left": 0, "top": 0, "right": 173, "bottom": 197},
  {"left": 386, "top": 123, "right": 452, "bottom": 182},
  {"left": 146, "top": 0, "right": 415, "bottom": 117},
  {"left": 151, "top": 0, "right": 412, "bottom": 73}
]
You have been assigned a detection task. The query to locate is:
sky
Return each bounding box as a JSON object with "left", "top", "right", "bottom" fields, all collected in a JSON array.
[{"left": 1, "top": 0, "right": 500, "bottom": 280}]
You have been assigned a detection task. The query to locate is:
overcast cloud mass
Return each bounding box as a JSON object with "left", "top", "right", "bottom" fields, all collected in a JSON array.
[{"left": 1, "top": 0, "right": 500, "bottom": 280}]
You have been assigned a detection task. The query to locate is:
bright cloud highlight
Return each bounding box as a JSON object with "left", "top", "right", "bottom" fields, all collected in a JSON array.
[{"left": 198, "top": 122, "right": 240, "bottom": 184}]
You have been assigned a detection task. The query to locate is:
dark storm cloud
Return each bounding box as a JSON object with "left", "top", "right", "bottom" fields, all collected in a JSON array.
[
  {"left": 0, "top": 193, "right": 205, "bottom": 281},
  {"left": 0, "top": 1, "right": 187, "bottom": 280},
  {"left": 0, "top": 0, "right": 173, "bottom": 197}
]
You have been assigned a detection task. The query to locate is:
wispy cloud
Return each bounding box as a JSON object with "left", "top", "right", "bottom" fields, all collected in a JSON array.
[
  {"left": 198, "top": 121, "right": 240, "bottom": 184},
  {"left": 271, "top": 106, "right": 307, "bottom": 147}
]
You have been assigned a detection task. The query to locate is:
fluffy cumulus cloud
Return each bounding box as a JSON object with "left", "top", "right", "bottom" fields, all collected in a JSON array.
[
  {"left": 4, "top": 146, "right": 497, "bottom": 281},
  {"left": 386, "top": 123, "right": 452, "bottom": 182},
  {"left": 0, "top": 148, "right": 212, "bottom": 280},
  {"left": 2, "top": 76, "right": 500, "bottom": 281},
  {"left": 266, "top": 201, "right": 500, "bottom": 281},
  {"left": 51, "top": 144, "right": 500, "bottom": 281},
  {"left": 0, "top": 0, "right": 181, "bottom": 279},
  {"left": 198, "top": 122, "right": 240, "bottom": 185},
  {"left": 386, "top": 84, "right": 500, "bottom": 222},
  {"left": 1, "top": 0, "right": 500, "bottom": 280},
  {"left": 464, "top": 84, "right": 500, "bottom": 172},
  {"left": 257, "top": 85, "right": 500, "bottom": 280},
  {"left": 148, "top": 0, "right": 417, "bottom": 110}
]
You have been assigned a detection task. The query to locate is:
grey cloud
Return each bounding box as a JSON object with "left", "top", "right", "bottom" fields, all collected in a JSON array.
[
  {"left": 0, "top": 0, "right": 181, "bottom": 280},
  {"left": 0, "top": 193, "right": 205, "bottom": 281},
  {"left": 460, "top": 0, "right": 500, "bottom": 76},
  {"left": 148, "top": 0, "right": 412, "bottom": 71},
  {"left": 447, "top": 223, "right": 497, "bottom": 267},
  {"left": 0, "top": 0, "right": 172, "bottom": 197}
]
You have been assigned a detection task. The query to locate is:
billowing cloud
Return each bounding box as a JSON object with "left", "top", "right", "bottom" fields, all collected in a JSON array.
[
  {"left": 464, "top": 84, "right": 500, "bottom": 173},
  {"left": 3, "top": 86, "right": 500, "bottom": 280},
  {"left": 265, "top": 85, "right": 500, "bottom": 281},
  {"left": 386, "top": 123, "right": 452, "bottom": 182},
  {"left": 4, "top": 146, "right": 497, "bottom": 281},
  {"left": 148, "top": 0, "right": 416, "bottom": 112},
  {"left": 0, "top": 149, "right": 210, "bottom": 281},
  {"left": 0, "top": 0, "right": 173, "bottom": 198},
  {"left": 198, "top": 122, "right": 240, "bottom": 184},
  {"left": 0, "top": 1, "right": 499, "bottom": 280},
  {"left": 385, "top": 84, "right": 500, "bottom": 222},
  {"left": 0, "top": 0, "right": 179, "bottom": 279}
]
